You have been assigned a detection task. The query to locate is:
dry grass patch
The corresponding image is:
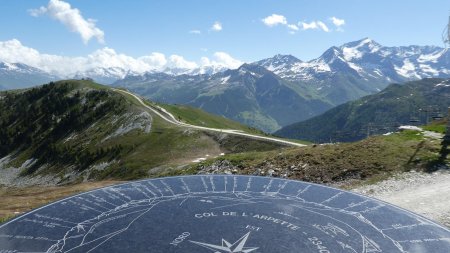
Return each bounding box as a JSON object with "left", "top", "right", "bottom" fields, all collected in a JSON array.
[{"left": 0, "top": 181, "right": 121, "bottom": 223}]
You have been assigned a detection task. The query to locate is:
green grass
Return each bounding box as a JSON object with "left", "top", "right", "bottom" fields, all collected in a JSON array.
[
  {"left": 393, "top": 130, "right": 424, "bottom": 141},
  {"left": 159, "top": 104, "right": 265, "bottom": 134},
  {"left": 237, "top": 111, "right": 280, "bottom": 133},
  {"left": 422, "top": 121, "right": 448, "bottom": 134},
  {"left": 0, "top": 214, "right": 15, "bottom": 224},
  {"left": 187, "top": 130, "right": 442, "bottom": 186}
]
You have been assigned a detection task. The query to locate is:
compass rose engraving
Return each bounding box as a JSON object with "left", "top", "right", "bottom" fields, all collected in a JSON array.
[{"left": 189, "top": 231, "right": 259, "bottom": 252}]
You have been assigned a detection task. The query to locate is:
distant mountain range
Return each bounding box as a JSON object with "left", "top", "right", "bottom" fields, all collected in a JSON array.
[
  {"left": 0, "top": 62, "right": 58, "bottom": 90},
  {"left": 113, "top": 64, "right": 334, "bottom": 132},
  {"left": 275, "top": 78, "right": 450, "bottom": 142},
  {"left": 1, "top": 38, "right": 449, "bottom": 132},
  {"left": 254, "top": 38, "right": 449, "bottom": 104},
  {"left": 113, "top": 38, "right": 450, "bottom": 132}
]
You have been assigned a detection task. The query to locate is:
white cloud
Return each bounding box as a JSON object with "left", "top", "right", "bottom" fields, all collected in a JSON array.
[
  {"left": 28, "top": 6, "right": 47, "bottom": 17},
  {"left": 28, "top": 0, "right": 105, "bottom": 44},
  {"left": 299, "top": 21, "right": 330, "bottom": 32},
  {"left": 0, "top": 39, "right": 244, "bottom": 76},
  {"left": 200, "top": 57, "right": 211, "bottom": 66},
  {"left": 189, "top": 30, "right": 201, "bottom": 34},
  {"left": 85, "top": 48, "right": 153, "bottom": 73},
  {"left": 199, "top": 52, "right": 243, "bottom": 70},
  {"left": 262, "top": 14, "right": 287, "bottom": 27},
  {"left": 212, "top": 52, "right": 243, "bottom": 69},
  {"left": 330, "top": 17, "right": 345, "bottom": 31},
  {"left": 330, "top": 17, "right": 345, "bottom": 27},
  {"left": 0, "top": 39, "right": 157, "bottom": 75},
  {"left": 262, "top": 14, "right": 343, "bottom": 33},
  {"left": 287, "top": 24, "right": 299, "bottom": 31},
  {"left": 167, "top": 55, "right": 198, "bottom": 69},
  {"left": 211, "top": 21, "right": 222, "bottom": 31},
  {"left": 317, "top": 21, "right": 330, "bottom": 32},
  {"left": 139, "top": 52, "right": 167, "bottom": 70}
]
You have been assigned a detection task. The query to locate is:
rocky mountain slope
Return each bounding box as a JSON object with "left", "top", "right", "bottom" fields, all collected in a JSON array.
[
  {"left": 0, "top": 80, "right": 285, "bottom": 186},
  {"left": 275, "top": 78, "right": 450, "bottom": 142}
]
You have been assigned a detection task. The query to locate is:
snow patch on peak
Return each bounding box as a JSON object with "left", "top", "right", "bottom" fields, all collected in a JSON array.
[
  {"left": 221, "top": 75, "right": 230, "bottom": 84},
  {"left": 435, "top": 80, "right": 450, "bottom": 87},
  {"left": 341, "top": 38, "right": 381, "bottom": 61},
  {"left": 417, "top": 49, "right": 447, "bottom": 63},
  {"left": 1, "top": 62, "right": 19, "bottom": 70},
  {"left": 395, "top": 59, "right": 420, "bottom": 79},
  {"left": 342, "top": 47, "right": 363, "bottom": 61}
]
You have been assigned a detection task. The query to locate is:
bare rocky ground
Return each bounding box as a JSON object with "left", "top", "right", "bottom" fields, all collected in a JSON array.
[{"left": 351, "top": 169, "right": 450, "bottom": 228}]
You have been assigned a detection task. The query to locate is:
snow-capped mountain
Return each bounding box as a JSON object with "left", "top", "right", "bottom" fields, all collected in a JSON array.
[
  {"left": 249, "top": 38, "right": 450, "bottom": 105},
  {"left": 72, "top": 67, "right": 132, "bottom": 84},
  {"left": 254, "top": 38, "right": 449, "bottom": 84},
  {"left": 254, "top": 54, "right": 302, "bottom": 73},
  {"left": 2, "top": 38, "right": 449, "bottom": 133},
  {"left": 161, "top": 64, "right": 228, "bottom": 76},
  {"left": 114, "top": 38, "right": 450, "bottom": 132},
  {"left": 0, "top": 62, "right": 58, "bottom": 90},
  {"left": 338, "top": 38, "right": 449, "bottom": 81},
  {"left": 72, "top": 64, "right": 228, "bottom": 84}
]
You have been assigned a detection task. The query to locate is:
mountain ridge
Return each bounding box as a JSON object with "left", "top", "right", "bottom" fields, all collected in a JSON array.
[
  {"left": 2, "top": 38, "right": 449, "bottom": 133},
  {"left": 0, "top": 62, "right": 58, "bottom": 90},
  {"left": 275, "top": 78, "right": 450, "bottom": 142},
  {"left": 0, "top": 80, "right": 287, "bottom": 186},
  {"left": 2, "top": 38, "right": 448, "bottom": 86}
]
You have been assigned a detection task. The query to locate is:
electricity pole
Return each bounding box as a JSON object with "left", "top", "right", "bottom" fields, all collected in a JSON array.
[
  {"left": 439, "top": 107, "right": 450, "bottom": 163},
  {"left": 444, "top": 14, "right": 450, "bottom": 47}
]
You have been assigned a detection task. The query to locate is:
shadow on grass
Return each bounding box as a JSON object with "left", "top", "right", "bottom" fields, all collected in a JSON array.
[
  {"left": 424, "top": 139, "right": 449, "bottom": 173},
  {"left": 406, "top": 140, "right": 425, "bottom": 166}
]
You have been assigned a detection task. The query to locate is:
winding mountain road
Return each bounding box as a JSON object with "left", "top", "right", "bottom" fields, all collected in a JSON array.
[{"left": 113, "top": 88, "right": 306, "bottom": 147}]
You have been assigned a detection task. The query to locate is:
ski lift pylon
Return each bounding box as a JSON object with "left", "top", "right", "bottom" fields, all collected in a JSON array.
[{"left": 444, "top": 14, "right": 450, "bottom": 46}]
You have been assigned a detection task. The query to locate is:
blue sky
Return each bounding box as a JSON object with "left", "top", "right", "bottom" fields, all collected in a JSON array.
[{"left": 0, "top": 0, "right": 449, "bottom": 75}]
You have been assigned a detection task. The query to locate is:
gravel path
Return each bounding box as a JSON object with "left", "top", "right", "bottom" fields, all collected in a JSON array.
[{"left": 352, "top": 169, "right": 450, "bottom": 228}]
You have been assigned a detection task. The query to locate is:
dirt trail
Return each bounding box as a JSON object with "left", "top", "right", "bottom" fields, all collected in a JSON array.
[{"left": 352, "top": 170, "right": 450, "bottom": 228}]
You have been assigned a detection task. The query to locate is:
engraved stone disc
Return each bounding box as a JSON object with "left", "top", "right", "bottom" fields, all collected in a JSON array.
[{"left": 1, "top": 175, "right": 450, "bottom": 252}]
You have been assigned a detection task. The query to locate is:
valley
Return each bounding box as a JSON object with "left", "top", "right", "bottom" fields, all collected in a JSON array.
[{"left": 114, "top": 88, "right": 306, "bottom": 147}]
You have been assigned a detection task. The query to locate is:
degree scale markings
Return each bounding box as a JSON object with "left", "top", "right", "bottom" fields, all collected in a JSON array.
[{"left": 1, "top": 175, "right": 450, "bottom": 253}]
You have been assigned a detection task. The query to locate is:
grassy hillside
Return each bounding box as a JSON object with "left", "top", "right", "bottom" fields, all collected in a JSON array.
[
  {"left": 2, "top": 124, "right": 447, "bottom": 223},
  {"left": 185, "top": 128, "right": 446, "bottom": 186},
  {"left": 275, "top": 78, "right": 450, "bottom": 142},
  {"left": 0, "top": 80, "right": 287, "bottom": 185},
  {"left": 158, "top": 103, "right": 264, "bottom": 134}
]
